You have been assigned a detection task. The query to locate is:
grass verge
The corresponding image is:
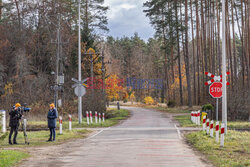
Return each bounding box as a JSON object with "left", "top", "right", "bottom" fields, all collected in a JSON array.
[
  {"left": 145, "top": 106, "right": 190, "bottom": 113},
  {"left": 174, "top": 115, "right": 199, "bottom": 127},
  {"left": 0, "top": 129, "right": 90, "bottom": 148},
  {"left": 0, "top": 150, "right": 29, "bottom": 167},
  {"left": 185, "top": 131, "right": 250, "bottom": 167},
  {"left": 174, "top": 114, "right": 250, "bottom": 129},
  {"left": 25, "top": 109, "right": 129, "bottom": 130}
]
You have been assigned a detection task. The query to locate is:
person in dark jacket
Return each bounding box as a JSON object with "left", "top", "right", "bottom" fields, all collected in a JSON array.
[
  {"left": 47, "top": 103, "right": 58, "bottom": 141},
  {"left": 9, "top": 103, "right": 22, "bottom": 145}
]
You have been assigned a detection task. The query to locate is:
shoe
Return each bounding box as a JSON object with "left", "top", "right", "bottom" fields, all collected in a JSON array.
[
  {"left": 13, "top": 141, "right": 18, "bottom": 144},
  {"left": 47, "top": 139, "right": 52, "bottom": 142},
  {"left": 9, "top": 141, "right": 13, "bottom": 145}
]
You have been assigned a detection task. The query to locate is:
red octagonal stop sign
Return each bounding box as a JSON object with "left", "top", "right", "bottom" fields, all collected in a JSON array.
[{"left": 209, "top": 82, "right": 222, "bottom": 98}]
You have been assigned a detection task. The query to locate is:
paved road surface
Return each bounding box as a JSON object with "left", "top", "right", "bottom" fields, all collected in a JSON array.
[{"left": 23, "top": 107, "right": 210, "bottom": 167}]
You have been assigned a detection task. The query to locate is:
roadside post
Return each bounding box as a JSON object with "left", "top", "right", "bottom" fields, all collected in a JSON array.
[
  {"left": 59, "top": 116, "right": 63, "bottom": 134},
  {"left": 69, "top": 115, "right": 72, "bottom": 131},
  {"left": 210, "top": 120, "right": 214, "bottom": 137},
  {"left": 102, "top": 113, "right": 105, "bottom": 122},
  {"left": 90, "top": 111, "right": 93, "bottom": 124},
  {"left": 0, "top": 110, "right": 6, "bottom": 133},
  {"left": 99, "top": 113, "right": 101, "bottom": 123},
  {"left": 86, "top": 111, "right": 90, "bottom": 125},
  {"left": 206, "top": 119, "right": 210, "bottom": 135},
  {"left": 95, "top": 111, "right": 98, "bottom": 123},
  {"left": 197, "top": 111, "right": 200, "bottom": 125},
  {"left": 203, "top": 116, "right": 206, "bottom": 131},
  {"left": 216, "top": 121, "right": 219, "bottom": 143},
  {"left": 220, "top": 123, "right": 225, "bottom": 147}
]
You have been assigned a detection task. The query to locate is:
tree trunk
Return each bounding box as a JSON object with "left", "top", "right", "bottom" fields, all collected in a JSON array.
[
  {"left": 176, "top": 2, "right": 183, "bottom": 106},
  {"left": 185, "top": 0, "right": 192, "bottom": 107}
]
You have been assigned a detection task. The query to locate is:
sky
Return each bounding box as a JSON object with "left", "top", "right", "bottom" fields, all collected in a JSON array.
[{"left": 104, "top": 0, "right": 155, "bottom": 41}]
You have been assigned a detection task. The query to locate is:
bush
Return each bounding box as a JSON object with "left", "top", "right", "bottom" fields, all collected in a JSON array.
[
  {"left": 168, "top": 100, "right": 176, "bottom": 108},
  {"left": 202, "top": 103, "right": 214, "bottom": 111},
  {"left": 144, "top": 96, "right": 154, "bottom": 105}
]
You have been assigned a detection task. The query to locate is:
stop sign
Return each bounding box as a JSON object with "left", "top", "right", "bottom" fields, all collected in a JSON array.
[{"left": 209, "top": 82, "right": 222, "bottom": 98}]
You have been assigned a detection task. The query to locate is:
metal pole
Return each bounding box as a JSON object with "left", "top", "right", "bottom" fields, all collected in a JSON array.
[
  {"left": 222, "top": 0, "right": 227, "bottom": 134},
  {"left": 78, "top": 0, "right": 82, "bottom": 124},
  {"left": 216, "top": 98, "right": 218, "bottom": 121},
  {"left": 91, "top": 54, "right": 94, "bottom": 96}
]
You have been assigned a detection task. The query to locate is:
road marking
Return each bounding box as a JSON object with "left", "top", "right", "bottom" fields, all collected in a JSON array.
[
  {"left": 87, "top": 127, "right": 111, "bottom": 139},
  {"left": 175, "top": 124, "right": 182, "bottom": 139}
]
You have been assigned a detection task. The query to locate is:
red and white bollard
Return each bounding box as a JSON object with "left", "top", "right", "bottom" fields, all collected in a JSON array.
[
  {"left": 86, "top": 111, "right": 90, "bottom": 125},
  {"left": 203, "top": 116, "right": 206, "bottom": 131},
  {"left": 59, "top": 116, "right": 63, "bottom": 134},
  {"left": 99, "top": 113, "right": 101, "bottom": 123},
  {"left": 95, "top": 111, "right": 98, "bottom": 123},
  {"left": 216, "top": 121, "right": 219, "bottom": 143},
  {"left": 220, "top": 123, "right": 225, "bottom": 147},
  {"left": 210, "top": 120, "right": 214, "bottom": 137},
  {"left": 90, "top": 111, "right": 93, "bottom": 124},
  {"left": 69, "top": 115, "right": 72, "bottom": 131},
  {"left": 197, "top": 111, "right": 200, "bottom": 125},
  {"left": 206, "top": 119, "right": 210, "bottom": 135},
  {"left": 102, "top": 113, "right": 105, "bottom": 122},
  {"left": 191, "top": 112, "right": 194, "bottom": 123}
]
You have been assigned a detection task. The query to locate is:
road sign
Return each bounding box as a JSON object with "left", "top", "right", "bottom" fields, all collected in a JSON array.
[
  {"left": 209, "top": 82, "right": 222, "bottom": 98},
  {"left": 74, "top": 85, "right": 86, "bottom": 97}
]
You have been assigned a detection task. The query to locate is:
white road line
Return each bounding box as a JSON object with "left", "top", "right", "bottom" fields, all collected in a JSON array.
[
  {"left": 87, "top": 127, "right": 111, "bottom": 139},
  {"left": 175, "top": 124, "right": 182, "bottom": 139}
]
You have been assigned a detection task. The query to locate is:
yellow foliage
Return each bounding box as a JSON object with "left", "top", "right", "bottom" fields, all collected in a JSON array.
[
  {"left": 105, "top": 75, "right": 123, "bottom": 101},
  {"left": 2, "top": 82, "right": 13, "bottom": 97},
  {"left": 144, "top": 96, "right": 154, "bottom": 105}
]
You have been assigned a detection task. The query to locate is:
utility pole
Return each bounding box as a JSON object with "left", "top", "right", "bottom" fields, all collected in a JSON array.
[
  {"left": 78, "top": 0, "right": 82, "bottom": 124},
  {"left": 222, "top": 0, "right": 227, "bottom": 134},
  {"left": 0, "top": 0, "right": 2, "bottom": 20}
]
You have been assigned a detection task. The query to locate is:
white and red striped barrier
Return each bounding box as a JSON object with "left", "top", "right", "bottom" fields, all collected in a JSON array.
[
  {"left": 59, "top": 116, "right": 63, "bottom": 134},
  {"left": 191, "top": 112, "right": 194, "bottom": 123},
  {"left": 210, "top": 120, "right": 214, "bottom": 137},
  {"left": 197, "top": 111, "right": 200, "bottom": 125},
  {"left": 216, "top": 121, "right": 219, "bottom": 143},
  {"left": 102, "top": 113, "right": 105, "bottom": 122},
  {"left": 206, "top": 119, "right": 210, "bottom": 135},
  {"left": 69, "top": 115, "right": 72, "bottom": 131},
  {"left": 220, "top": 123, "right": 225, "bottom": 147},
  {"left": 86, "top": 111, "right": 90, "bottom": 125},
  {"left": 203, "top": 116, "right": 206, "bottom": 131},
  {"left": 90, "top": 111, "right": 93, "bottom": 124},
  {"left": 99, "top": 113, "right": 101, "bottom": 123},
  {"left": 95, "top": 111, "right": 98, "bottom": 123}
]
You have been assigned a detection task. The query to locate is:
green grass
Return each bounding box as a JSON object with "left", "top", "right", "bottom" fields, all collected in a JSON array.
[
  {"left": 174, "top": 114, "right": 250, "bottom": 129},
  {"left": 185, "top": 130, "right": 250, "bottom": 167},
  {"left": 146, "top": 106, "right": 190, "bottom": 113},
  {"left": 227, "top": 122, "right": 250, "bottom": 130},
  {"left": 0, "top": 129, "right": 90, "bottom": 147},
  {"left": 174, "top": 115, "right": 199, "bottom": 127},
  {"left": 0, "top": 150, "right": 29, "bottom": 167},
  {"left": 26, "top": 109, "right": 129, "bottom": 130}
]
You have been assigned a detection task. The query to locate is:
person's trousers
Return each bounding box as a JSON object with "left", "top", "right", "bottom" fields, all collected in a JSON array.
[
  {"left": 49, "top": 128, "right": 56, "bottom": 140},
  {"left": 9, "top": 126, "right": 19, "bottom": 142}
]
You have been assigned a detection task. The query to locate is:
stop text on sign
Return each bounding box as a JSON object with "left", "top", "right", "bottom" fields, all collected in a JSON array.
[{"left": 209, "top": 82, "right": 223, "bottom": 98}]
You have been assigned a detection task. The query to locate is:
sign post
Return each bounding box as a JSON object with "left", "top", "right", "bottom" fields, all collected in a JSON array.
[{"left": 72, "top": 78, "right": 88, "bottom": 124}]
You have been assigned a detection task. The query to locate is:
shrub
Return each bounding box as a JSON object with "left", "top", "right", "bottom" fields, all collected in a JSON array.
[
  {"left": 202, "top": 104, "right": 214, "bottom": 111},
  {"left": 144, "top": 96, "right": 154, "bottom": 105}
]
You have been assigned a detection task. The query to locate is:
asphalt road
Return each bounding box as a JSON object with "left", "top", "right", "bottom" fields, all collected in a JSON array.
[
  {"left": 21, "top": 107, "right": 210, "bottom": 167},
  {"left": 51, "top": 107, "right": 209, "bottom": 167}
]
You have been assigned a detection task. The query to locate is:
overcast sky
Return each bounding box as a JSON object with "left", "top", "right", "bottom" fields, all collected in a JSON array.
[{"left": 104, "top": 0, "right": 155, "bottom": 41}]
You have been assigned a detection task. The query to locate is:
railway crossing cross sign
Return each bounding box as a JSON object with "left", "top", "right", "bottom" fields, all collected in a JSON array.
[{"left": 72, "top": 78, "right": 88, "bottom": 97}]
